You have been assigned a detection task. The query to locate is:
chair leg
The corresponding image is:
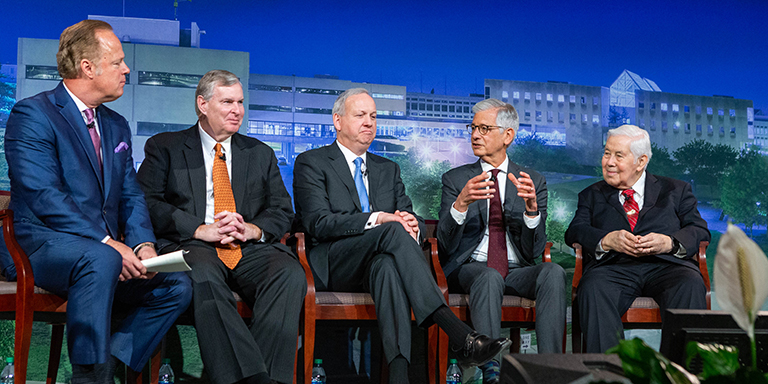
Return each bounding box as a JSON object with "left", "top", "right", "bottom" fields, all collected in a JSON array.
[
  {"left": 46, "top": 324, "right": 65, "bottom": 384},
  {"left": 510, "top": 328, "right": 521, "bottom": 353},
  {"left": 303, "top": 318, "right": 315, "bottom": 384},
  {"left": 437, "top": 329, "right": 448, "bottom": 384},
  {"left": 427, "top": 325, "right": 437, "bottom": 384},
  {"left": 14, "top": 299, "right": 35, "bottom": 384},
  {"left": 149, "top": 344, "right": 163, "bottom": 384}
]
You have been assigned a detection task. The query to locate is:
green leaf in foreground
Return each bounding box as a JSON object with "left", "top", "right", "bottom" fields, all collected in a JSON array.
[
  {"left": 685, "top": 342, "right": 740, "bottom": 379},
  {"left": 607, "top": 338, "right": 697, "bottom": 384}
]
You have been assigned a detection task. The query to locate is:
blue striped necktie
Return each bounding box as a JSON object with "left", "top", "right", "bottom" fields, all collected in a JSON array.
[{"left": 353, "top": 157, "right": 370, "bottom": 213}]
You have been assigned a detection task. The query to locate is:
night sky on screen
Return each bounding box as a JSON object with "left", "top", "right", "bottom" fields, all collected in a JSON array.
[{"left": 1, "top": 0, "right": 766, "bottom": 112}]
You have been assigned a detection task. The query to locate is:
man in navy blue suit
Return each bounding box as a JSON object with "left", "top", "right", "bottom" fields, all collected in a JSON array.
[
  {"left": 4, "top": 20, "right": 191, "bottom": 383},
  {"left": 565, "top": 124, "right": 709, "bottom": 353}
]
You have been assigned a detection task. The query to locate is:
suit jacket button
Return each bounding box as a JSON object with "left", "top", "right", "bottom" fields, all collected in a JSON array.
[{"left": 102, "top": 210, "right": 107, "bottom": 215}]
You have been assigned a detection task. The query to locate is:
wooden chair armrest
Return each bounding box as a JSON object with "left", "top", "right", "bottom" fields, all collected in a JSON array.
[
  {"left": 697, "top": 241, "right": 710, "bottom": 292},
  {"left": 542, "top": 242, "right": 553, "bottom": 263},
  {"left": 1, "top": 209, "right": 35, "bottom": 293},
  {"left": 424, "top": 237, "right": 449, "bottom": 301},
  {"left": 288, "top": 232, "right": 316, "bottom": 304},
  {"left": 571, "top": 243, "right": 583, "bottom": 302}
]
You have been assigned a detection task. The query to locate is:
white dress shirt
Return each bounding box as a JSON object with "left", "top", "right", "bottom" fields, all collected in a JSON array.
[
  {"left": 335, "top": 141, "right": 382, "bottom": 229},
  {"left": 449, "top": 156, "right": 541, "bottom": 263}
]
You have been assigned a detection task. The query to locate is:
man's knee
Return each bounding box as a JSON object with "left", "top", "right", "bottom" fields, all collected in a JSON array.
[
  {"left": 77, "top": 244, "right": 123, "bottom": 283},
  {"left": 469, "top": 267, "right": 505, "bottom": 296},
  {"left": 378, "top": 221, "right": 413, "bottom": 243},
  {"left": 162, "top": 272, "right": 193, "bottom": 308},
  {"left": 538, "top": 262, "right": 566, "bottom": 290},
  {"left": 275, "top": 258, "right": 308, "bottom": 295}
]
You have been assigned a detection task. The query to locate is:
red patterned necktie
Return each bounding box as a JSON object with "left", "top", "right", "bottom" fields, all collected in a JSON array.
[
  {"left": 213, "top": 143, "right": 242, "bottom": 269},
  {"left": 622, "top": 189, "right": 639, "bottom": 231},
  {"left": 84, "top": 108, "right": 102, "bottom": 171},
  {"left": 487, "top": 169, "right": 508, "bottom": 278}
]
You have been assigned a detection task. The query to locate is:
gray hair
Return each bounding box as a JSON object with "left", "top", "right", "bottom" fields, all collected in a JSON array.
[
  {"left": 195, "top": 69, "right": 242, "bottom": 117},
  {"left": 607, "top": 124, "right": 652, "bottom": 167},
  {"left": 472, "top": 98, "right": 519, "bottom": 132},
  {"left": 333, "top": 88, "right": 370, "bottom": 116}
]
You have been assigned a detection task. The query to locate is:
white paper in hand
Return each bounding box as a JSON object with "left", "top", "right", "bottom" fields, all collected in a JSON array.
[{"left": 142, "top": 250, "right": 192, "bottom": 273}]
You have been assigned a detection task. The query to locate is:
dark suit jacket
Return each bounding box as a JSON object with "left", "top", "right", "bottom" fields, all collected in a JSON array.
[
  {"left": 564, "top": 173, "right": 710, "bottom": 274},
  {"left": 293, "top": 142, "right": 425, "bottom": 290},
  {"left": 437, "top": 160, "right": 548, "bottom": 277},
  {"left": 136, "top": 126, "right": 293, "bottom": 253},
  {"left": 4, "top": 82, "right": 155, "bottom": 258}
]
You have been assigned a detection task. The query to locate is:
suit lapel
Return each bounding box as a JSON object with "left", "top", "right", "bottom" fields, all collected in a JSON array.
[
  {"left": 54, "top": 84, "right": 103, "bottom": 186},
  {"left": 504, "top": 161, "right": 523, "bottom": 215},
  {"left": 96, "top": 108, "right": 112, "bottom": 197},
  {"left": 601, "top": 182, "right": 631, "bottom": 230},
  {"left": 469, "top": 161, "right": 488, "bottom": 227},
  {"left": 328, "top": 143, "right": 362, "bottom": 212},
  {"left": 367, "top": 153, "right": 380, "bottom": 211},
  {"left": 231, "top": 134, "right": 247, "bottom": 209},
  {"left": 638, "top": 173, "right": 660, "bottom": 224},
  {"left": 182, "top": 127, "right": 207, "bottom": 219}
]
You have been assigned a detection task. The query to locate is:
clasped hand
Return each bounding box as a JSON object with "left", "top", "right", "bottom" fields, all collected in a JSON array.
[
  {"left": 602, "top": 230, "right": 674, "bottom": 257},
  {"left": 377, "top": 210, "right": 420, "bottom": 241},
  {"left": 194, "top": 210, "right": 262, "bottom": 245}
]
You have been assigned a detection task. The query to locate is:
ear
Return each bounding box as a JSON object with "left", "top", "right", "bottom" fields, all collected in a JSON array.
[
  {"left": 332, "top": 113, "right": 341, "bottom": 131},
  {"left": 80, "top": 59, "right": 95, "bottom": 79},
  {"left": 197, "top": 95, "right": 208, "bottom": 117},
  {"left": 504, "top": 128, "right": 516, "bottom": 146},
  {"left": 635, "top": 154, "right": 648, "bottom": 172}
]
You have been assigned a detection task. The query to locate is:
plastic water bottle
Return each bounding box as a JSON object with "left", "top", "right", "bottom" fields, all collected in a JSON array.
[
  {"left": 311, "top": 359, "right": 326, "bottom": 384},
  {"left": 0, "top": 357, "right": 13, "bottom": 384},
  {"left": 158, "top": 358, "right": 174, "bottom": 384},
  {"left": 446, "top": 358, "right": 461, "bottom": 384}
]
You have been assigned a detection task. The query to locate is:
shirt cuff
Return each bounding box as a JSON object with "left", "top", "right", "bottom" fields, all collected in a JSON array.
[
  {"left": 258, "top": 230, "right": 266, "bottom": 243},
  {"left": 673, "top": 238, "right": 688, "bottom": 258},
  {"left": 101, "top": 235, "right": 110, "bottom": 244},
  {"left": 450, "top": 203, "right": 467, "bottom": 225},
  {"left": 523, "top": 212, "right": 540, "bottom": 229},
  {"left": 595, "top": 239, "right": 607, "bottom": 260},
  {"left": 365, "top": 212, "right": 381, "bottom": 230}
]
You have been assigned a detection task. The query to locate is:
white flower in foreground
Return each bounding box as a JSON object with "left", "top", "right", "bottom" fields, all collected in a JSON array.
[{"left": 714, "top": 223, "right": 768, "bottom": 339}]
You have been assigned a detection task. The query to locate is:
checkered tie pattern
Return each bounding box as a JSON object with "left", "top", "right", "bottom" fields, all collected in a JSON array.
[
  {"left": 213, "top": 143, "right": 242, "bottom": 269},
  {"left": 487, "top": 169, "right": 508, "bottom": 278},
  {"left": 622, "top": 189, "right": 639, "bottom": 231},
  {"left": 83, "top": 108, "right": 102, "bottom": 170}
]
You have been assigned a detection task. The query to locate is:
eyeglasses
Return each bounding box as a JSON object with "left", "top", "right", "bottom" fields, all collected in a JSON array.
[{"left": 466, "top": 124, "right": 505, "bottom": 135}]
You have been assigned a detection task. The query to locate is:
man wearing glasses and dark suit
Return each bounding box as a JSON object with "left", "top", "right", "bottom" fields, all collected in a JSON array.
[{"left": 437, "top": 99, "right": 566, "bottom": 383}]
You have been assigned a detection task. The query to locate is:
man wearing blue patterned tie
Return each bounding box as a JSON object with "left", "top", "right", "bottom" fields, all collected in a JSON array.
[{"left": 293, "top": 88, "right": 510, "bottom": 384}]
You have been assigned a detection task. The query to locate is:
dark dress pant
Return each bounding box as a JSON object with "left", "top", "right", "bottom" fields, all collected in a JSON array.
[
  {"left": 577, "top": 256, "right": 707, "bottom": 353},
  {"left": 322, "top": 222, "right": 446, "bottom": 363},
  {"left": 180, "top": 241, "right": 306, "bottom": 384},
  {"left": 448, "top": 260, "right": 566, "bottom": 353}
]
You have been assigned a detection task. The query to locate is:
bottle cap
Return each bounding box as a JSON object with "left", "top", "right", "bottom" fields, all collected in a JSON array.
[
  {"left": 449, "top": 358, "right": 457, "bottom": 364},
  {"left": 162, "top": 358, "right": 171, "bottom": 364},
  {"left": 5, "top": 357, "right": 12, "bottom": 363},
  {"left": 314, "top": 358, "right": 322, "bottom": 364}
]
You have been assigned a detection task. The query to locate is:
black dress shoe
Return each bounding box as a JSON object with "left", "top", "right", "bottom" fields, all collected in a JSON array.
[{"left": 453, "top": 332, "right": 512, "bottom": 368}]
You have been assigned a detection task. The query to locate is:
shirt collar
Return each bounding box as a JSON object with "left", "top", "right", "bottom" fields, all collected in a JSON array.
[
  {"left": 63, "top": 82, "right": 91, "bottom": 115},
  {"left": 198, "top": 123, "right": 232, "bottom": 154},
  {"left": 336, "top": 140, "right": 367, "bottom": 165},
  {"left": 479, "top": 156, "right": 509, "bottom": 175},
  {"left": 627, "top": 171, "right": 647, "bottom": 199}
]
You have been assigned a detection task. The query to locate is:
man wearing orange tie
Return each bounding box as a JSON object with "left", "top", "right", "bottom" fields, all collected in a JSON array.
[{"left": 138, "top": 70, "right": 305, "bottom": 384}]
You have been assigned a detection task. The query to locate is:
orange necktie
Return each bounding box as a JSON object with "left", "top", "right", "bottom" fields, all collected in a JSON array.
[{"left": 213, "top": 143, "right": 242, "bottom": 269}]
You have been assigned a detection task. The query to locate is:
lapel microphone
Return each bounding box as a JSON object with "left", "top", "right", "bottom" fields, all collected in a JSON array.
[
  {"left": 219, "top": 153, "right": 226, "bottom": 161},
  {"left": 487, "top": 170, "right": 497, "bottom": 182},
  {"left": 361, "top": 162, "right": 368, "bottom": 177}
]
